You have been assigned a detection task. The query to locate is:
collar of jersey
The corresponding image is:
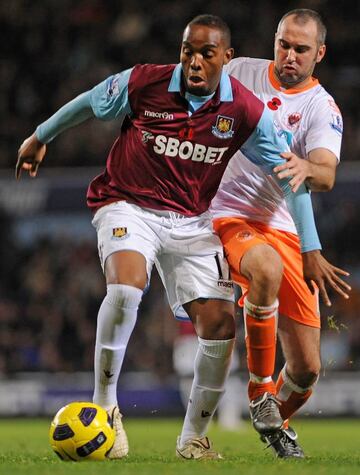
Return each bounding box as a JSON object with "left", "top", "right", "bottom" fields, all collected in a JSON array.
[
  {"left": 168, "top": 63, "right": 233, "bottom": 102},
  {"left": 268, "top": 61, "right": 319, "bottom": 94}
]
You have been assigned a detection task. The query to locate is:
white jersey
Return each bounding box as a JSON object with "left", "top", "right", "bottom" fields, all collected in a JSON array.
[{"left": 211, "top": 57, "right": 343, "bottom": 234}]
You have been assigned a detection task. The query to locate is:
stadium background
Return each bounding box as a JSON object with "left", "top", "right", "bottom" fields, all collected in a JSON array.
[{"left": 0, "top": 0, "right": 359, "bottom": 417}]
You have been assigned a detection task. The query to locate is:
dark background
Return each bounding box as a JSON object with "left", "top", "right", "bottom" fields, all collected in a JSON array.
[{"left": 0, "top": 1, "right": 359, "bottom": 382}]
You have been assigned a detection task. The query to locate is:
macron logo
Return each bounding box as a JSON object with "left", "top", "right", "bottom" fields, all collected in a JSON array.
[{"left": 144, "top": 110, "right": 174, "bottom": 120}]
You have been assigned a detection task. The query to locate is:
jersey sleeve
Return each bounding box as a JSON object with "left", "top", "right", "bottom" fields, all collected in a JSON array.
[
  {"left": 36, "top": 92, "right": 94, "bottom": 144},
  {"left": 89, "top": 68, "right": 133, "bottom": 120},
  {"left": 239, "top": 107, "right": 321, "bottom": 252},
  {"left": 305, "top": 96, "right": 343, "bottom": 161},
  {"left": 240, "top": 107, "right": 290, "bottom": 173},
  {"left": 35, "top": 68, "right": 133, "bottom": 144}
]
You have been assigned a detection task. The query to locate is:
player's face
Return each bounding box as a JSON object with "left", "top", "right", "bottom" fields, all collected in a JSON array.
[
  {"left": 180, "top": 24, "right": 234, "bottom": 96},
  {"left": 274, "top": 16, "right": 326, "bottom": 88}
]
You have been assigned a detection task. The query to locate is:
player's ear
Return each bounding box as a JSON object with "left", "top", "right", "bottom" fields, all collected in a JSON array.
[
  {"left": 224, "top": 47, "right": 234, "bottom": 64},
  {"left": 316, "top": 44, "right": 326, "bottom": 63}
]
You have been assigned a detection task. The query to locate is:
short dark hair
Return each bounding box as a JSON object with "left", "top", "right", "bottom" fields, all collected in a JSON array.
[
  {"left": 186, "top": 14, "right": 231, "bottom": 48},
  {"left": 278, "top": 9, "right": 327, "bottom": 45}
]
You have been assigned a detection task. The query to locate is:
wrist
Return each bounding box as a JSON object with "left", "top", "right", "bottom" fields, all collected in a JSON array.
[{"left": 302, "top": 249, "right": 321, "bottom": 258}]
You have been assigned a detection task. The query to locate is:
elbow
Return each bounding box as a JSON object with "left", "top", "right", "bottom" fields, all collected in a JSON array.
[
  {"left": 322, "top": 177, "right": 336, "bottom": 192},
  {"left": 308, "top": 177, "right": 335, "bottom": 192},
  {"left": 324, "top": 181, "right": 335, "bottom": 192}
]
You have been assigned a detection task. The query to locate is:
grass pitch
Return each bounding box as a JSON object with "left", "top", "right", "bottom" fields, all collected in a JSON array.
[{"left": 1, "top": 418, "right": 359, "bottom": 475}]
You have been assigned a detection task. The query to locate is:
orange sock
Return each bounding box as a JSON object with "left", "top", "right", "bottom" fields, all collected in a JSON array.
[
  {"left": 276, "top": 365, "right": 313, "bottom": 420},
  {"left": 248, "top": 380, "right": 276, "bottom": 400},
  {"left": 244, "top": 297, "right": 278, "bottom": 400}
]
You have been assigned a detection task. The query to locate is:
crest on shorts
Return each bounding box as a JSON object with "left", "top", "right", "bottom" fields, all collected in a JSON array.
[
  {"left": 236, "top": 230, "right": 254, "bottom": 242},
  {"left": 212, "top": 115, "right": 234, "bottom": 139},
  {"left": 112, "top": 227, "right": 127, "bottom": 239}
]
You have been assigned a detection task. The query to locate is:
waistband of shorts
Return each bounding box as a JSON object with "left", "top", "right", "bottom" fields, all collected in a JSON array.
[
  {"left": 142, "top": 206, "right": 210, "bottom": 221},
  {"left": 93, "top": 200, "right": 211, "bottom": 222}
]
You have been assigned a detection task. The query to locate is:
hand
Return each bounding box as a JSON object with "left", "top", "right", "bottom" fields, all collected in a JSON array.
[
  {"left": 302, "top": 250, "right": 351, "bottom": 306},
  {"left": 274, "top": 152, "right": 311, "bottom": 193},
  {"left": 16, "top": 133, "right": 47, "bottom": 179}
]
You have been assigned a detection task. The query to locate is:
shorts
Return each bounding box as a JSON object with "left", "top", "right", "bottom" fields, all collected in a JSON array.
[
  {"left": 213, "top": 217, "right": 320, "bottom": 328},
  {"left": 92, "top": 201, "right": 234, "bottom": 320}
]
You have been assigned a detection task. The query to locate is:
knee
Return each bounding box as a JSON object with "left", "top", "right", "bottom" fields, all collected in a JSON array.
[
  {"left": 106, "top": 271, "right": 147, "bottom": 290},
  {"left": 207, "top": 318, "right": 235, "bottom": 340},
  {"left": 242, "top": 245, "right": 283, "bottom": 292},
  {"left": 253, "top": 252, "right": 283, "bottom": 289},
  {"left": 185, "top": 300, "right": 235, "bottom": 340},
  {"left": 288, "top": 361, "right": 321, "bottom": 388},
  {"left": 105, "top": 283, "right": 143, "bottom": 310},
  {"left": 193, "top": 306, "right": 235, "bottom": 340},
  {"left": 111, "top": 274, "right": 147, "bottom": 290},
  {"left": 105, "top": 251, "right": 147, "bottom": 290}
]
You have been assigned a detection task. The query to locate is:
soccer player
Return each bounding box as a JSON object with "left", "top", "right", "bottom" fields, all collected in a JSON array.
[
  {"left": 211, "top": 9, "right": 351, "bottom": 458},
  {"left": 17, "top": 14, "right": 336, "bottom": 461}
]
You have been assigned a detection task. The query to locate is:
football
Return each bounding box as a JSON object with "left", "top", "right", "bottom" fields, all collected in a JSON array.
[{"left": 49, "top": 402, "right": 115, "bottom": 461}]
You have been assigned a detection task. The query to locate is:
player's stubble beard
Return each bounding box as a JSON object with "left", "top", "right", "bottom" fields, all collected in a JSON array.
[{"left": 275, "top": 53, "right": 318, "bottom": 88}]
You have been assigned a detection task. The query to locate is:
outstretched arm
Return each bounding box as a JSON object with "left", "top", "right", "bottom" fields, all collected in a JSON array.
[
  {"left": 16, "top": 92, "right": 94, "bottom": 179},
  {"left": 279, "top": 177, "right": 350, "bottom": 305},
  {"left": 16, "top": 68, "right": 133, "bottom": 179}
]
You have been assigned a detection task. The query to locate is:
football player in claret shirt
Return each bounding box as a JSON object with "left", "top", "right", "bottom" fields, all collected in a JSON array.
[
  {"left": 211, "top": 9, "right": 350, "bottom": 458},
  {"left": 16, "top": 14, "right": 346, "bottom": 460}
]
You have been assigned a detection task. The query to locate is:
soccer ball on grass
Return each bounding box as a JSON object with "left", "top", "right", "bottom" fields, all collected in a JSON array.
[{"left": 49, "top": 402, "right": 115, "bottom": 461}]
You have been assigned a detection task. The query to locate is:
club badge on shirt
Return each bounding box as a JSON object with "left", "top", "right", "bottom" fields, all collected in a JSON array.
[{"left": 212, "top": 115, "right": 234, "bottom": 139}]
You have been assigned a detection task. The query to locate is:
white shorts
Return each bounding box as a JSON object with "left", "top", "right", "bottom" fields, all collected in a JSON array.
[{"left": 92, "top": 201, "right": 234, "bottom": 320}]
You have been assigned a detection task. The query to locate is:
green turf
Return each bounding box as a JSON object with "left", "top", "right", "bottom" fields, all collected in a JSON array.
[{"left": 1, "top": 418, "right": 359, "bottom": 475}]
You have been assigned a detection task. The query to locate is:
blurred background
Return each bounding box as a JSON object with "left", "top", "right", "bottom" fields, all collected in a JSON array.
[{"left": 0, "top": 0, "right": 359, "bottom": 419}]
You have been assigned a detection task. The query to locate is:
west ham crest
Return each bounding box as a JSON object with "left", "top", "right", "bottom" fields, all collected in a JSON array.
[
  {"left": 212, "top": 115, "right": 234, "bottom": 139},
  {"left": 112, "top": 227, "right": 128, "bottom": 239}
]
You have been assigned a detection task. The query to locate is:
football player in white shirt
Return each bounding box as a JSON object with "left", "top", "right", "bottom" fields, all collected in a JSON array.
[{"left": 211, "top": 8, "right": 351, "bottom": 458}]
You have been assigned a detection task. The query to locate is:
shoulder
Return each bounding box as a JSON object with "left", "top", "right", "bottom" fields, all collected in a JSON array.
[
  {"left": 226, "top": 57, "right": 270, "bottom": 77},
  {"left": 227, "top": 75, "right": 265, "bottom": 128},
  {"left": 129, "top": 64, "right": 176, "bottom": 86},
  {"left": 229, "top": 74, "right": 264, "bottom": 107},
  {"left": 305, "top": 85, "right": 342, "bottom": 117}
]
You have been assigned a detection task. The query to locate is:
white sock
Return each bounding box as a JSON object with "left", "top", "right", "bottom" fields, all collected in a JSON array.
[
  {"left": 93, "top": 284, "right": 142, "bottom": 410},
  {"left": 179, "top": 337, "right": 235, "bottom": 445},
  {"left": 217, "top": 374, "right": 244, "bottom": 430}
]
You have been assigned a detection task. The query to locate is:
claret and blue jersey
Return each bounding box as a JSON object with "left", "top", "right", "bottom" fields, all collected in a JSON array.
[{"left": 35, "top": 63, "right": 321, "bottom": 251}]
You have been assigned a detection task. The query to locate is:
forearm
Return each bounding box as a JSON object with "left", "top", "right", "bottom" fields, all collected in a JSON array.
[
  {"left": 305, "top": 161, "right": 335, "bottom": 191},
  {"left": 305, "top": 149, "right": 338, "bottom": 192},
  {"left": 279, "top": 179, "right": 321, "bottom": 253},
  {"left": 36, "top": 91, "right": 94, "bottom": 144}
]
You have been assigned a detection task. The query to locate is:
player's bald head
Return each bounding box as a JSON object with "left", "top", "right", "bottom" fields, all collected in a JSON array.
[{"left": 277, "top": 9, "right": 327, "bottom": 46}]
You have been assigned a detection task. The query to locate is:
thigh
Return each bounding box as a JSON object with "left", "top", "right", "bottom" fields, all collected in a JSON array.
[
  {"left": 278, "top": 316, "right": 321, "bottom": 374},
  {"left": 213, "top": 217, "right": 269, "bottom": 287},
  {"left": 92, "top": 201, "right": 159, "bottom": 284},
  {"left": 156, "top": 218, "right": 234, "bottom": 321},
  {"left": 105, "top": 250, "right": 147, "bottom": 288}
]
